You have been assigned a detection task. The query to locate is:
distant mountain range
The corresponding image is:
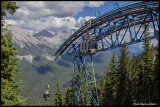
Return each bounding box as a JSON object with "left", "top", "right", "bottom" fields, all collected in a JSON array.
[
  {"left": 7, "top": 25, "right": 145, "bottom": 63},
  {"left": 7, "top": 25, "right": 70, "bottom": 48}
]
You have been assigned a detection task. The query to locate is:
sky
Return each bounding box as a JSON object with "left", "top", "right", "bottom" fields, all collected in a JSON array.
[{"left": 4, "top": 1, "right": 140, "bottom": 34}]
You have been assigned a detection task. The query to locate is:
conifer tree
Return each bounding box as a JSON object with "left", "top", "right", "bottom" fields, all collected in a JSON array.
[
  {"left": 99, "top": 73, "right": 106, "bottom": 106},
  {"left": 129, "top": 55, "right": 139, "bottom": 104},
  {"left": 64, "top": 85, "right": 72, "bottom": 106},
  {"left": 1, "top": 1, "right": 26, "bottom": 106},
  {"left": 54, "top": 80, "right": 62, "bottom": 106},
  {"left": 115, "top": 45, "right": 130, "bottom": 106},
  {"left": 1, "top": 1, "right": 19, "bottom": 27},
  {"left": 153, "top": 40, "right": 159, "bottom": 105},
  {"left": 122, "top": 55, "right": 133, "bottom": 106},
  {"left": 137, "top": 60, "right": 145, "bottom": 104},
  {"left": 104, "top": 53, "right": 118, "bottom": 106},
  {"left": 70, "top": 77, "right": 75, "bottom": 106},
  {"left": 141, "top": 23, "right": 155, "bottom": 103}
]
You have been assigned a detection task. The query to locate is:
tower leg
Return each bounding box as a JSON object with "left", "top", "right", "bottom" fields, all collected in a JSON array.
[{"left": 72, "top": 55, "right": 99, "bottom": 106}]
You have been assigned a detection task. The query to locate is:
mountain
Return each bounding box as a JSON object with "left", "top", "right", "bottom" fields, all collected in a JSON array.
[
  {"left": 7, "top": 25, "right": 40, "bottom": 48},
  {"left": 33, "top": 30, "right": 54, "bottom": 38},
  {"left": 7, "top": 25, "right": 70, "bottom": 49}
]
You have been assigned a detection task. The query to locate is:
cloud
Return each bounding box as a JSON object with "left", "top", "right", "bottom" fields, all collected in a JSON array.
[
  {"left": 4, "top": 1, "right": 104, "bottom": 33},
  {"left": 6, "top": 1, "right": 85, "bottom": 19},
  {"left": 6, "top": 1, "right": 105, "bottom": 20},
  {"left": 87, "top": 1, "right": 105, "bottom": 8},
  {"left": 4, "top": 19, "right": 18, "bottom": 26},
  {"left": 5, "top": 16, "right": 96, "bottom": 33}
]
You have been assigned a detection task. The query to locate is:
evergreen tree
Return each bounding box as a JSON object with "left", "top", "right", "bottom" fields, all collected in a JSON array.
[
  {"left": 129, "top": 56, "right": 139, "bottom": 104},
  {"left": 64, "top": 85, "right": 72, "bottom": 106},
  {"left": 141, "top": 23, "right": 155, "bottom": 103},
  {"left": 153, "top": 40, "right": 159, "bottom": 105},
  {"left": 99, "top": 72, "right": 106, "bottom": 106},
  {"left": 1, "top": 1, "right": 19, "bottom": 27},
  {"left": 70, "top": 77, "right": 75, "bottom": 106},
  {"left": 136, "top": 60, "right": 145, "bottom": 104},
  {"left": 1, "top": 1, "right": 26, "bottom": 106},
  {"left": 115, "top": 45, "right": 130, "bottom": 106},
  {"left": 122, "top": 56, "right": 133, "bottom": 106},
  {"left": 104, "top": 53, "right": 119, "bottom": 106},
  {"left": 54, "top": 80, "right": 62, "bottom": 106}
]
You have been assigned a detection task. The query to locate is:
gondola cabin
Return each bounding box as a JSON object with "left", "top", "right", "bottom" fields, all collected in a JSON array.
[
  {"left": 80, "top": 38, "right": 98, "bottom": 55},
  {"left": 43, "top": 93, "right": 50, "bottom": 100}
]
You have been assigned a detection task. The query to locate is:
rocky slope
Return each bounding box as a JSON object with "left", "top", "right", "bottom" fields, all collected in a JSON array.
[
  {"left": 6, "top": 25, "right": 70, "bottom": 63},
  {"left": 7, "top": 25, "right": 70, "bottom": 48}
]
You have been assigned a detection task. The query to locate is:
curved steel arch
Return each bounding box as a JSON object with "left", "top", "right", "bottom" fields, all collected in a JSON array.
[{"left": 53, "top": 1, "right": 159, "bottom": 60}]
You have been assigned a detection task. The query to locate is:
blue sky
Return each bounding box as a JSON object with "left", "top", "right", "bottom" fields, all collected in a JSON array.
[
  {"left": 5, "top": 1, "right": 139, "bottom": 33},
  {"left": 74, "top": 1, "right": 138, "bottom": 20}
]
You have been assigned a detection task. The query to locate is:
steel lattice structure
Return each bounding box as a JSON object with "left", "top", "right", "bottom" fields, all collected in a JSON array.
[
  {"left": 72, "top": 51, "right": 99, "bottom": 105},
  {"left": 53, "top": 1, "right": 159, "bottom": 106}
]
